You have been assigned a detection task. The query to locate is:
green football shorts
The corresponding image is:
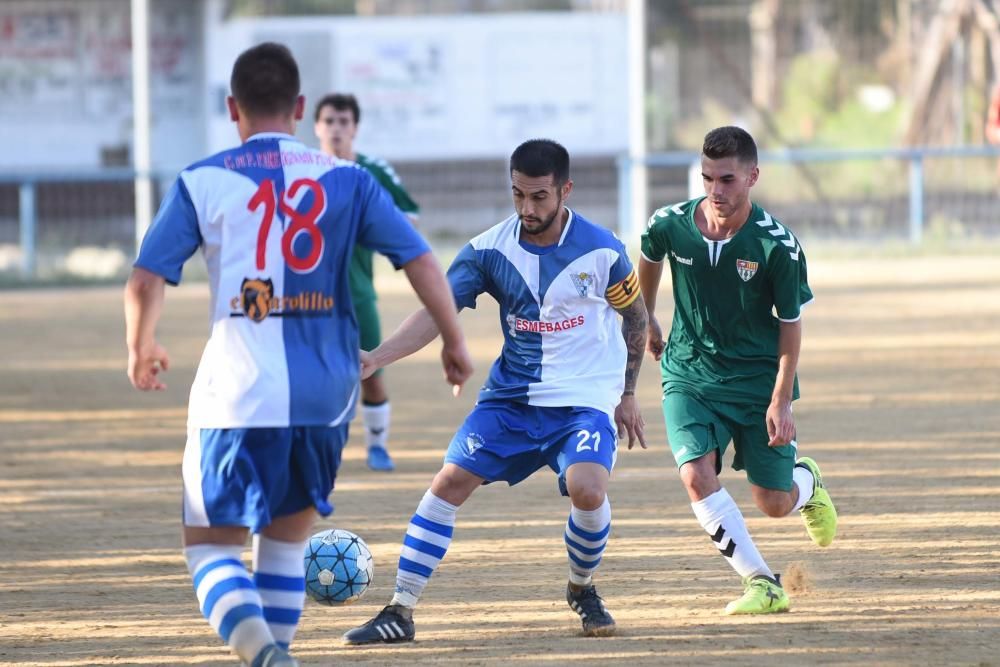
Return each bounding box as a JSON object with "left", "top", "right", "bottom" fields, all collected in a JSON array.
[{"left": 661, "top": 388, "right": 795, "bottom": 491}]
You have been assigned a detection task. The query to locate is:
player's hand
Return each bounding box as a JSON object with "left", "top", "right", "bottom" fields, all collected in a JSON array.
[
  {"left": 766, "top": 398, "right": 795, "bottom": 447},
  {"left": 127, "top": 341, "right": 170, "bottom": 391},
  {"left": 646, "top": 317, "right": 665, "bottom": 361},
  {"left": 360, "top": 350, "right": 380, "bottom": 380},
  {"left": 615, "top": 393, "right": 646, "bottom": 450},
  {"left": 441, "top": 339, "right": 474, "bottom": 396}
]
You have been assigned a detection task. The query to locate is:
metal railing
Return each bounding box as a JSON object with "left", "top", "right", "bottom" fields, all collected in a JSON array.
[{"left": 617, "top": 145, "right": 1000, "bottom": 244}]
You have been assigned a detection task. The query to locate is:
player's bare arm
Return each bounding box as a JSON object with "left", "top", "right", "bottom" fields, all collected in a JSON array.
[
  {"left": 123, "top": 267, "right": 170, "bottom": 391},
  {"left": 613, "top": 294, "right": 649, "bottom": 450},
  {"left": 767, "top": 319, "right": 802, "bottom": 446},
  {"left": 637, "top": 255, "right": 666, "bottom": 360},
  {"left": 394, "top": 252, "right": 473, "bottom": 392}
]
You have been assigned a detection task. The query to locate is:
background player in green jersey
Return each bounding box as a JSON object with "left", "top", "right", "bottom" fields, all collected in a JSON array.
[
  {"left": 637, "top": 126, "right": 838, "bottom": 615},
  {"left": 315, "top": 93, "right": 421, "bottom": 472}
]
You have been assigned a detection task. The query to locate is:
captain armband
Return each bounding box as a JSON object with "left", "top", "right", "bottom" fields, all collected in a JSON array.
[{"left": 605, "top": 268, "right": 641, "bottom": 309}]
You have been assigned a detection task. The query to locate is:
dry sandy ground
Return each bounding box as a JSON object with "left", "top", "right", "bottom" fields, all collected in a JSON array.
[{"left": 0, "top": 255, "right": 998, "bottom": 666}]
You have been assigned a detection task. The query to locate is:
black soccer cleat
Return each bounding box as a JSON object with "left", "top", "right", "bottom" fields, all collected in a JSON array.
[
  {"left": 566, "top": 584, "right": 617, "bottom": 637},
  {"left": 342, "top": 604, "right": 415, "bottom": 645}
]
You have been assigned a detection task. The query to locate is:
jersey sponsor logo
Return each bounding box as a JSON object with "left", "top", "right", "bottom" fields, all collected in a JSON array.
[
  {"left": 670, "top": 250, "right": 694, "bottom": 266},
  {"left": 463, "top": 432, "right": 485, "bottom": 459},
  {"left": 230, "top": 277, "right": 335, "bottom": 322},
  {"left": 570, "top": 271, "right": 594, "bottom": 297},
  {"left": 505, "top": 313, "right": 586, "bottom": 337},
  {"left": 736, "top": 258, "right": 759, "bottom": 282}
]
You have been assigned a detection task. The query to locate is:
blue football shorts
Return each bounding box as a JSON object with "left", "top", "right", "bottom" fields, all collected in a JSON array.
[
  {"left": 181, "top": 425, "right": 347, "bottom": 532},
  {"left": 444, "top": 402, "right": 617, "bottom": 489}
]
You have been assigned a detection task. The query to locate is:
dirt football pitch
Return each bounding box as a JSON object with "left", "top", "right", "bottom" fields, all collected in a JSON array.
[{"left": 1, "top": 254, "right": 998, "bottom": 666}]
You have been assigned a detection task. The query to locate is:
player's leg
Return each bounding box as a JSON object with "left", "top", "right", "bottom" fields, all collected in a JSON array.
[
  {"left": 350, "top": 246, "right": 395, "bottom": 471},
  {"left": 252, "top": 424, "right": 345, "bottom": 655},
  {"left": 342, "top": 463, "right": 481, "bottom": 645},
  {"left": 181, "top": 428, "right": 287, "bottom": 666},
  {"left": 546, "top": 407, "right": 618, "bottom": 635},
  {"left": 663, "top": 391, "right": 786, "bottom": 615},
  {"left": 737, "top": 409, "right": 837, "bottom": 547}
]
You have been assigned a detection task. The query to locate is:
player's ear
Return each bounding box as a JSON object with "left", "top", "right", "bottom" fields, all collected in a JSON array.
[
  {"left": 226, "top": 96, "right": 240, "bottom": 122},
  {"left": 561, "top": 179, "right": 574, "bottom": 200},
  {"left": 293, "top": 95, "right": 306, "bottom": 121},
  {"left": 747, "top": 165, "right": 759, "bottom": 187}
]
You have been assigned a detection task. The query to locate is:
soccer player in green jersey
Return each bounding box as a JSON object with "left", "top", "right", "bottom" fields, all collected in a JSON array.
[
  {"left": 637, "top": 126, "right": 838, "bottom": 615},
  {"left": 314, "top": 93, "right": 421, "bottom": 472}
]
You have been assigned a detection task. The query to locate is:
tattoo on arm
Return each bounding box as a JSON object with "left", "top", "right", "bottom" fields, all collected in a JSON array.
[{"left": 617, "top": 297, "right": 648, "bottom": 393}]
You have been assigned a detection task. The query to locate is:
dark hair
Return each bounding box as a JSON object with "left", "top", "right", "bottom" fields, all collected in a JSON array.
[
  {"left": 702, "top": 126, "right": 758, "bottom": 165},
  {"left": 509, "top": 139, "right": 570, "bottom": 185},
  {"left": 314, "top": 93, "right": 360, "bottom": 123},
  {"left": 230, "top": 42, "right": 300, "bottom": 116}
]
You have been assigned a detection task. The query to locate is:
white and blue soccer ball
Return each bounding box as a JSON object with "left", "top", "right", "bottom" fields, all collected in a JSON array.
[{"left": 304, "top": 528, "right": 374, "bottom": 605}]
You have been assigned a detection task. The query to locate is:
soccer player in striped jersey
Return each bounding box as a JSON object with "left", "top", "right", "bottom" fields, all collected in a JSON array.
[
  {"left": 123, "top": 43, "right": 471, "bottom": 667},
  {"left": 638, "top": 126, "right": 838, "bottom": 615},
  {"left": 341, "top": 139, "right": 649, "bottom": 644},
  {"left": 314, "top": 93, "right": 421, "bottom": 472}
]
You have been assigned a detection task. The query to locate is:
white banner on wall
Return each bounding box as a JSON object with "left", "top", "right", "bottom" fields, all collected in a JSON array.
[{"left": 208, "top": 12, "right": 628, "bottom": 161}]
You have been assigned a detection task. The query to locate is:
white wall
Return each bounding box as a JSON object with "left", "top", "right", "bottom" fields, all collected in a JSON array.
[
  {"left": 0, "top": 0, "right": 204, "bottom": 171},
  {"left": 206, "top": 12, "right": 628, "bottom": 161}
]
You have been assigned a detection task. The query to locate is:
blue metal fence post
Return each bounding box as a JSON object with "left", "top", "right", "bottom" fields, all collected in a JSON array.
[
  {"left": 617, "top": 154, "right": 632, "bottom": 241},
  {"left": 19, "top": 181, "right": 36, "bottom": 278},
  {"left": 908, "top": 155, "right": 924, "bottom": 245}
]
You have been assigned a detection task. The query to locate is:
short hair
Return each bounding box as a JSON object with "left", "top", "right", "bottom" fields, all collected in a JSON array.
[
  {"left": 702, "top": 126, "right": 758, "bottom": 165},
  {"left": 509, "top": 139, "right": 570, "bottom": 185},
  {"left": 314, "top": 93, "right": 360, "bottom": 123},
  {"left": 230, "top": 42, "right": 300, "bottom": 117}
]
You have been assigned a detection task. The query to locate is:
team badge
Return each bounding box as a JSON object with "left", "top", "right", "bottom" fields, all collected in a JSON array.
[
  {"left": 463, "top": 433, "right": 485, "bottom": 459},
  {"left": 736, "top": 259, "right": 759, "bottom": 282},
  {"left": 241, "top": 277, "right": 274, "bottom": 322},
  {"left": 570, "top": 271, "right": 594, "bottom": 297}
]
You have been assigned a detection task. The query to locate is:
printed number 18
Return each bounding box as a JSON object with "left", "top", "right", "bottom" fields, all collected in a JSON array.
[{"left": 248, "top": 177, "right": 327, "bottom": 273}]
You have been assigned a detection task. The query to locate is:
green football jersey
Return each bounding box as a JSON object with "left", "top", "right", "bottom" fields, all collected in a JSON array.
[
  {"left": 641, "top": 197, "right": 813, "bottom": 405},
  {"left": 350, "top": 153, "right": 420, "bottom": 303}
]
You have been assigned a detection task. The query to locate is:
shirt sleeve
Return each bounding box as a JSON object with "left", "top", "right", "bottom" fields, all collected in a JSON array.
[
  {"left": 446, "top": 243, "right": 487, "bottom": 310},
  {"left": 355, "top": 170, "right": 430, "bottom": 268},
  {"left": 605, "top": 244, "right": 640, "bottom": 309},
  {"left": 133, "top": 176, "right": 202, "bottom": 285},
  {"left": 640, "top": 212, "right": 670, "bottom": 263},
  {"left": 769, "top": 240, "right": 814, "bottom": 322}
]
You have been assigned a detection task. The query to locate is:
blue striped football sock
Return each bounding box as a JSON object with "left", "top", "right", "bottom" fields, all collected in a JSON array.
[
  {"left": 184, "top": 544, "right": 274, "bottom": 665},
  {"left": 252, "top": 535, "right": 307, "bottom": 650},
  {"left": 391, "top": 490, "right": 457, "bottom": 608},
  {"left": 565, "top": 497, "right": 611, "bottom": 586}
]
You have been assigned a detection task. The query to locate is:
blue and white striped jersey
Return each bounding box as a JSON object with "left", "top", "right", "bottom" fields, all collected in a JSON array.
[
  {"left": 448, "top": 209, "right": 639, "bottom": 418},
  {"left": 135, "top": 132, "right": 429, "bottom": 429}
]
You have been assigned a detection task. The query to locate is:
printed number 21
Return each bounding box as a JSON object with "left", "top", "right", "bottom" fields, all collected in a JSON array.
[
  {"left": 575, "top": 429, "right": 601, "bottom": 452},
  {"left": 248, "top": 177, "right": 327, "bottom": 273}
]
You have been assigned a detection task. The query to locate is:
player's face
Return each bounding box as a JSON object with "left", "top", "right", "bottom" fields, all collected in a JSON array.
[
  {"left": 314, "top": 106, "right": 357, "bottom": 157},
  {"left": 701, "top": 155, "right": 758, "bottom": 219},
  {"left": 512, "top": 171, "right": 572, "bottom": 240}
]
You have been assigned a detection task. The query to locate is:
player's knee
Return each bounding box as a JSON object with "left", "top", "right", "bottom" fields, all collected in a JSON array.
[
  {"left": 568, "top": 484, "right": 606, "bottom": 511},
  {"left": 753, "top": 490, "right": 792, "bottom": 518},
  {"left": 679, "top": 460, "right": 718, "bottom": 498}
]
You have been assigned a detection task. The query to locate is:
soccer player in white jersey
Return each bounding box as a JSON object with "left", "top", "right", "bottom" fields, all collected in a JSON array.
[
  {"left": 342, "top": 139, "right": 649, "bottom": 643},
  {"left": 638, "top": 126, "right": 837, "bottom": 615},
  {"left": 123, "top": 43, "right": 472, "bottom": 667}
]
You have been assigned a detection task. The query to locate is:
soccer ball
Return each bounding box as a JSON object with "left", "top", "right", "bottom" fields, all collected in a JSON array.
[{"left": 304, "top": 528, "right": 374, "bottom": 605}]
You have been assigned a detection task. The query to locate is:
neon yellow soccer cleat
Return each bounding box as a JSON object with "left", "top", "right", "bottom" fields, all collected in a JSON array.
[
  {"left": 797, "top": 457, "right": 838, "bottom": 547},
  {"left": 724, "top": 575, "right": 790, "bottom": 615}
]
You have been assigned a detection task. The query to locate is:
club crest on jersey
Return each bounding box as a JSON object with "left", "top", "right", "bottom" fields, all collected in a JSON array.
[
  {"left": 241, "top": 278, "right": 274, "bottom": 322},
  {"left": 463, "top": 433, "right": 485, "bottom": 460},
  {"left": 570, "top": 271, "right": 594, "bottom": 297},
  {"left": 736, "top": 259, "right": 759, "bottom": 282}
]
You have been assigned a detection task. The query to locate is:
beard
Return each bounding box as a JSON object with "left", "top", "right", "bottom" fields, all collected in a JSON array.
[{"left": 519, "top": 200, "right": 563, "bottom": 237}]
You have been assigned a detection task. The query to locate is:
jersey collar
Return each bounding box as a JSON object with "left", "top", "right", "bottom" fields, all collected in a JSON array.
[{"left": 244, "top": 132, "right": 300, "bottom": 143}]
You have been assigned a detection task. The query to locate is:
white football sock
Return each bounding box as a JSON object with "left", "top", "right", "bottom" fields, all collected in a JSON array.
[{"left": 691, "top": 488, "right": 773, "bottom": 580}]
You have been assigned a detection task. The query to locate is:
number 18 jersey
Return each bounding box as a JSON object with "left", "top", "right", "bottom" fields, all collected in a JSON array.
[{"left": 135, "top": 133, "right": 429, "bottom": 429}]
